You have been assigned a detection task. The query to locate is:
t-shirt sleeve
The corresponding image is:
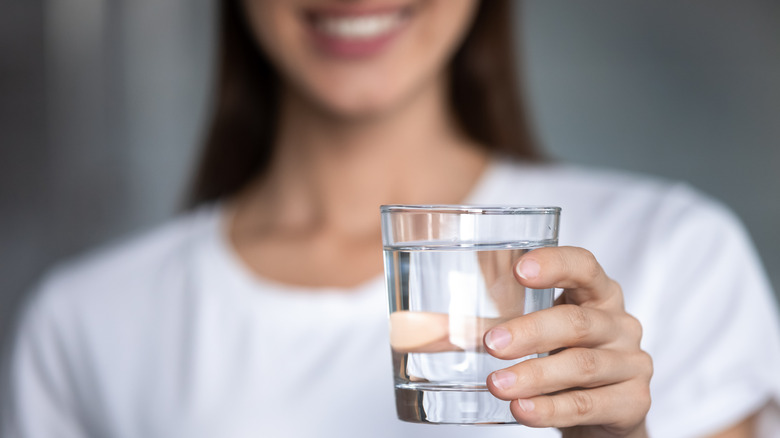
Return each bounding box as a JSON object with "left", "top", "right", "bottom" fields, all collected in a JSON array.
[
  {"left": 642, "top": 187, "right": 780, "bottom": 437},
  {"left": 2, "top": 277, "right": 90, "bottom": 438}
]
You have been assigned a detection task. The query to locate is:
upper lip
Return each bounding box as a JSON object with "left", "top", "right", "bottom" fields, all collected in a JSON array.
[{"left": 304, "top": 3, "right": 414, "bottom": 19}]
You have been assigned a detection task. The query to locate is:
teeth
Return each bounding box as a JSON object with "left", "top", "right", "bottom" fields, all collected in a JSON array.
[{"left": 317, "top": 12, "right": 403, "bottom": 39}]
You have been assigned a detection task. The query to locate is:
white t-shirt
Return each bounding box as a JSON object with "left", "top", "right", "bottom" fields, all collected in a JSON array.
[{"left": 4, "top": 159, "right": 780, "bottom": 438}]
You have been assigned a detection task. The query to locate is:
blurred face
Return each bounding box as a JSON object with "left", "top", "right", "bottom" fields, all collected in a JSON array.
[{"left": 242, "top": 0, "right": 479, "bottom": 119}]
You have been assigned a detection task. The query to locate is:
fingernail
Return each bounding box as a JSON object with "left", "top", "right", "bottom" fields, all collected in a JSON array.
[
  {"left": 485, "top": 327, "right": 512, "bottom": 351},
  {"left": 516, "top": 259, "right": 540, "bottom": 280},
  {"left": 517, "top": 399, "right": 535, "bottom": 413},
  {"left": 491, "top": 371, "right": 517, "bottom": 390}
]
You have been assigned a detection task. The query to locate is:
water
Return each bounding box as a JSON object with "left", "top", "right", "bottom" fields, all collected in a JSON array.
[{"left": 383, "top": 243, "right": 554, "bottom": 424}]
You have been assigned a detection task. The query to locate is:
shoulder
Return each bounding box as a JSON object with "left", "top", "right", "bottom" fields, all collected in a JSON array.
[
  {"left": 491, "top": 158, "right": 712, "bottom": 209},
  {"left": 489, "top": 158, "right": 741, "bottom": 237},
  {"left": 485, "top": 158, "right": 761, "bottom": 301},
  {"left": 20, "top": 205, "right": 221, "bottom": 326}
]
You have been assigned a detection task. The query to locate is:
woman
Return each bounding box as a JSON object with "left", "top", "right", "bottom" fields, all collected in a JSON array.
[{"left": 4, "top": 0, "right": 779, "bottom": 437}]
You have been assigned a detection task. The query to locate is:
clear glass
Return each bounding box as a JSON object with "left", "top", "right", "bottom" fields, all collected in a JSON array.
[{"left": 380, "top": 205, "right": 560, "bottom": 424}]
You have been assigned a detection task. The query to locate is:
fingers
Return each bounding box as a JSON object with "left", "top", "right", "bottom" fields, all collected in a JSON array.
[
  {"left": 485, "top": 304, "right": 643, "bottom": 358},
  {"left": 491, "top": 246, "right": 652, "bottom": 433},
  {"left": 487, "top": 348, "right": 653, "bottom": 401},
  {"left": 508, "top": 380, "right": 651, "bottom": 431},
  {"left": 514, "top": 246, "right": 623, "bottom": 308}
]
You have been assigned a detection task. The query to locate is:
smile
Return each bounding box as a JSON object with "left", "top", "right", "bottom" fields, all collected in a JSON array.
[
  {"left": 304, "top": 5, "right": 414, "bottom": 58},
  {"left": 314, "top": 9, "right": 410, "bottom": 39}
]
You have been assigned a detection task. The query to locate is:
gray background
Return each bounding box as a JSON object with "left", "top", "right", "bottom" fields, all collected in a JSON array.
[{"left": 1, "top": 0, "right": 779, "bottom": 353}]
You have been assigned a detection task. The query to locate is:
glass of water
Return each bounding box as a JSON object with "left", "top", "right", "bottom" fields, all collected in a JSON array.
[{"left": 380, "top": 205, "right": 560, "bottom": 424}]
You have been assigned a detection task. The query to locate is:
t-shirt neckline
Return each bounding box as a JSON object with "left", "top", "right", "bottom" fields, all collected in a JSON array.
[{"left": 207, "top": 157, "right": 503, "bottom": 296}]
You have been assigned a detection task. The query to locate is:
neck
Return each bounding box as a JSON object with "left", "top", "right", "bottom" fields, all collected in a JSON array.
[{"left": 236, "top": 76, "right": 488, "bottom": 239}]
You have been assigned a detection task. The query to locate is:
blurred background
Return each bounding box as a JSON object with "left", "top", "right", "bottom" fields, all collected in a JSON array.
[{"left": 1, "top": 0, "right": 779, "bottom": 355}]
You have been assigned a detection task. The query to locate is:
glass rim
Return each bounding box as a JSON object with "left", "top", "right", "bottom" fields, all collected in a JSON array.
[{"left": 380, "top": 204, "right": 561, "bottom": 215}]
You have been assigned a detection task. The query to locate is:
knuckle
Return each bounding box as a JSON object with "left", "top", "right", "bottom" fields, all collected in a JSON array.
[
  {"left": 516, "top": 316, "right": 545, "bottom": 348},
  {"left": 641, "top": 391, "right": 652, "bottom": 416},
  {"left": 611, "top": 281, "right": 626, "bottom": 303},
  {"left": 565, "top": 305, "right": 592, "bottom": 340},
  {"left": 525, "top": 359, "right": 547, "bottom": 392},
  {"left": 573, "top": 349, "right": 599, "bottom": 378},
  {"left": 570, "top": 390, "right": 594, "bottom": 417},
  {"left": 628, "top": 380, "right": 652, "bottom": 418},
  {"left": 546, "top": 395, "right": 558, "bottom": 419},
  {"left": 622, "top": 313, "right": 643, "bottom": 343},
  {"left": 549, "top": 246, "right": 567, "bottom": 266},
  {"left": 639, "top": 387, "right": 652, "bottom": 415},
  {"left": 637, "top": 350, "right": 654, "bottom": 380},
  {"left": 517, "top": 361, "right": 545, "bottom": 392},
  {"left": 579, "top": 249, "right": 601, "bottom": 282}
]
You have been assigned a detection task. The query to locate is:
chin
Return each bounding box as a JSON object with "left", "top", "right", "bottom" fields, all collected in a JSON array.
[
  {"left": 248, "top": 0, "right": 476, "bottom": 122},
  {"left": 330, "top": 98, "right": 401, "bottom": 121},
  {"left": 306, "top": 82, "right": 413, "bottom": 121}
]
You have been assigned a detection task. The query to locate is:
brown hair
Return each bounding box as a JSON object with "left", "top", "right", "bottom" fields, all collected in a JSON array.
[{"left": 188, "top": 0, "right": 541, "bottom": 207}]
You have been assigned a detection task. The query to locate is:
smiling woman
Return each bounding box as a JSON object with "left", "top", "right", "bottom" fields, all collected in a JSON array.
[
  {"left": 2, "top": 1, "right": 780, "bottom": 437},
  {"left": 190, "top": 0, "right": 538, "bottom": 206},
  {"left": 241, "top": 0, "right": 478, "bottom": 115}
]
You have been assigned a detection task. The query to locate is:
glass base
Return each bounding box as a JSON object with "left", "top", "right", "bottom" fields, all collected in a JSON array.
[{"left": 394, "top": 386, "right": 516, "bottom": 424}]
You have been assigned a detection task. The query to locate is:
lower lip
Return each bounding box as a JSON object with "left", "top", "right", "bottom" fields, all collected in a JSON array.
[{"left": 306, "top": 14, "right": 409, "bottom": 59}]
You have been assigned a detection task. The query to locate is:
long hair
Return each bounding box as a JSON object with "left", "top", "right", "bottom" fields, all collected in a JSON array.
[{"left": 187, "top": 0, "right": 541, "bottom": 207}]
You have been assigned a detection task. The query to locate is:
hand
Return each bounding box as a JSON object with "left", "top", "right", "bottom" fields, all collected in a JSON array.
[{"left": 484, "top": 246, "right": 652, "bottom": 437}]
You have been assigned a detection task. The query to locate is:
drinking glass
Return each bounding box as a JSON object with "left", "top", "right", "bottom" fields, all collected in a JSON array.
[{"left": 381, "top": 205, "right": 560, "bottom": 424}]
